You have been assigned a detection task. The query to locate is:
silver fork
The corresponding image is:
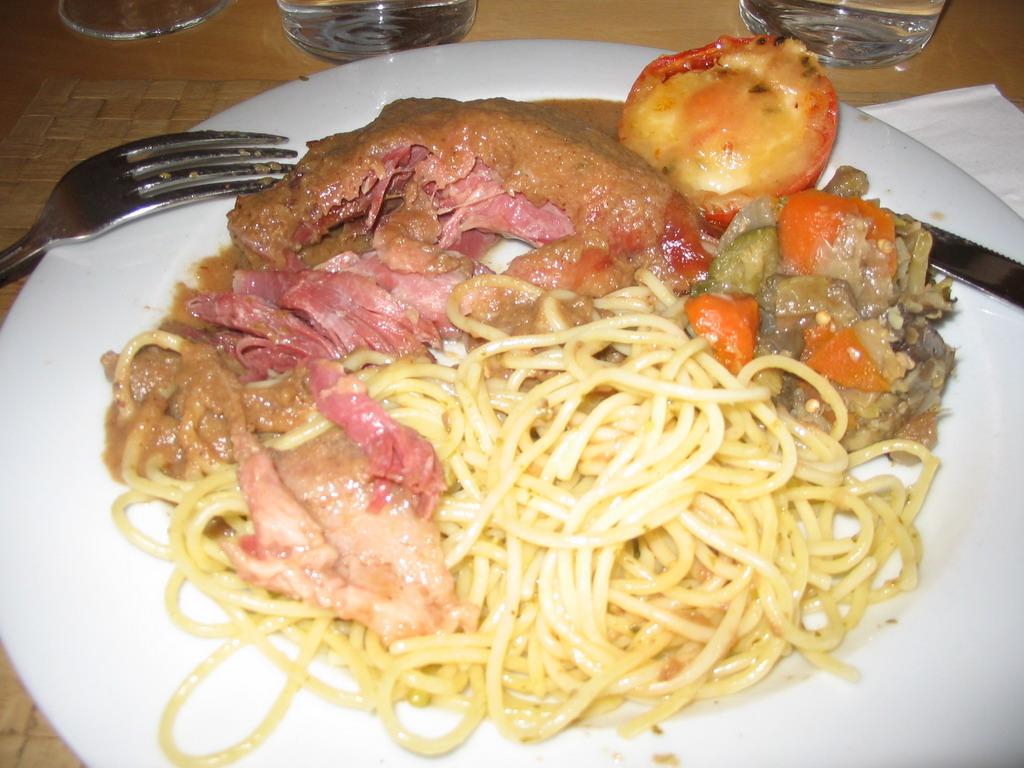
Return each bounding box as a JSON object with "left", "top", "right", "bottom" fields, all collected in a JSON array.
[{"left": 0, "top": 130, "right": 297, "bottom": 286}]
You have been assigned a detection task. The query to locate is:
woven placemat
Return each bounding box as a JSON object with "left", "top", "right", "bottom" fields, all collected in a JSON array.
[{"left": 0, "top": 77, "right": 285, "bottom": 768}]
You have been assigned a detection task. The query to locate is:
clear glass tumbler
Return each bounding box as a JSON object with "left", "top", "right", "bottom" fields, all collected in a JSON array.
[
  {"left": 738, "top": 0, "right": 947, "bottom": 68},
  {"left": 278, "top": 0, "right": 477, "bottom": 61},
  {"left": 59, "top": 0, "right": 231, "bottom": 39}
]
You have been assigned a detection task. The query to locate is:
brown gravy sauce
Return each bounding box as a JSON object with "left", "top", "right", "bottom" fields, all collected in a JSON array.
[
  {"left": 535, "top": 98, "right": 625, "bottom": 139},
  {"left": 167, "top": 249, "right": 239, "bottom": 325}
]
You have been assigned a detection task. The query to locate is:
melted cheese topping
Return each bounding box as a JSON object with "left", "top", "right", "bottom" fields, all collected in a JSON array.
[{"left": 621, "top": 40, "right": 831, "bottom": 210}]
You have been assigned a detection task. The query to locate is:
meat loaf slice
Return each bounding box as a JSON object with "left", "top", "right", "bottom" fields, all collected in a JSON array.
[{"left": 227, "top": 97, "right": 713, "bottom": 296}]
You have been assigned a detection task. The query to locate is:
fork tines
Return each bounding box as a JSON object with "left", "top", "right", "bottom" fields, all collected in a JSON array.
[
  {"left": 131, "top": 146, "right": 298, "bottom": 198},
  {"left": 122, "top": 130, "right": 293, "bottom": 156},
  {"left": 116, "top": 130, "right": 299, "bottom": 204}
]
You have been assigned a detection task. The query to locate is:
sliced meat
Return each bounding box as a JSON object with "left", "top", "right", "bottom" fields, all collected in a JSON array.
[
  {"left": 188, "top": 293, "right": 341, "bottom": 380},
  {"left": 308, "top": 358, "right": 446, "bottom": 518},
  {"left": 320, "top": 250, "right": 487, "bottom": 337},
  {"left": 225, "top": 429, "right": 477, "bottom": 645},
  {"left": 189, "top": 268, "right": 445, "bottom": 379},
  {"left": 276, "top": 270, "right": 441, "bottom": 352}
]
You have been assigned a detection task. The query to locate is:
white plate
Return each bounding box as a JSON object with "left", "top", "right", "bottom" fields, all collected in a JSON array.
[{"left": 1, "top": 39, "right": 1023, "bottom": 768}]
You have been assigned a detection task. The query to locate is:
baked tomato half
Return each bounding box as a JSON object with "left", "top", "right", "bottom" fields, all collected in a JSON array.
[{"left": 619, "top": 36, "right": 838, "bottom": 229}]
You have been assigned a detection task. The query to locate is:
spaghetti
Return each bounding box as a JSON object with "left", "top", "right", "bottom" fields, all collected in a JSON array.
[{"left": 108, "top": 270, "right": 937, "bottom": 765}]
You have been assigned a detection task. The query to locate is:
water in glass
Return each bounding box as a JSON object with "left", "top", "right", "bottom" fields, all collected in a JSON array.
[
  {"left": 278, "top": 0, "right": 477, "bottom": 61},
  {"left": 738, "top": 0, "right": 946, "bottom": 67}
]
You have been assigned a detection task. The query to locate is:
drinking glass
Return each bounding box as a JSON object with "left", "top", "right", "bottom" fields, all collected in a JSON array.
[
  {"left": 277, "top": 0, "right": 477, "bottom": 62},
  {"left": 59, "top": 0, "right": 231, "bottom": 40},
  {"left": 738, "top": 0, "right": 947, "bottom": 68}
]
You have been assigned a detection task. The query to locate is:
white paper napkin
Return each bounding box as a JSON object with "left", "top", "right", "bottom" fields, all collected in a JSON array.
[{"left": 861, "top": 84, "right": 1024, "bottom": 219}]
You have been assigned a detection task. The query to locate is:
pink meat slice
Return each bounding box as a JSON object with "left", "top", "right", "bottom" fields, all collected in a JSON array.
[
  {"left": 189, "top": 267, "right": 446, "bottom": 378},
  {"left": 319, "top": 250, "right": 486, "bottom": 337},
  {"left": 307, "top": 358, "right": 446, "bottom": 518},
  {"left": 224, "top": 395, "right": 475, "bottom": 645},
  {"left": 188, "top": 292, "right": 342, "bottom": 381},
  {"left": 279, "top": 270, "right": 441, "bottom": 352}
]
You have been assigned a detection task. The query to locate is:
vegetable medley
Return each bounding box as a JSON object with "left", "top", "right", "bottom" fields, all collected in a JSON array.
[
  {"left": 692, "top": 166, "right": 955, "bottom": 450},
  {"left": 620, "top": 35, "right": 954, "bottom": 450}
]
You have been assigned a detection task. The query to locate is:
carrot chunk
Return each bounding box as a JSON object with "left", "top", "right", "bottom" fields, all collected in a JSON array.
[
  {"left": 801, "top": 324, "right": 890, "bottom": 392},
  {"left": 685, "top": 292, "right": 760, "bottom": 374},
  {"left": 778, "top": 189, "right": 897, "bottom": 276}
]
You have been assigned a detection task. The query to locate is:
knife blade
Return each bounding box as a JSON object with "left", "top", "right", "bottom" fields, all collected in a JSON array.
[{"left": 924, "top": 223, "right": 1024, "bottom": 311}]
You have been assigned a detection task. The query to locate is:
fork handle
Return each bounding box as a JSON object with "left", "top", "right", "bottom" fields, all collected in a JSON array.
[{"left": 0, "top": 226, "right": 51, "bottom": 287}]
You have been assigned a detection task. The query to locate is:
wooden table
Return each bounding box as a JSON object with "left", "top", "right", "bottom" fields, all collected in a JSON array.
[{"left": 0, "top": 1, "right": 1021, "bottom": 765}]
